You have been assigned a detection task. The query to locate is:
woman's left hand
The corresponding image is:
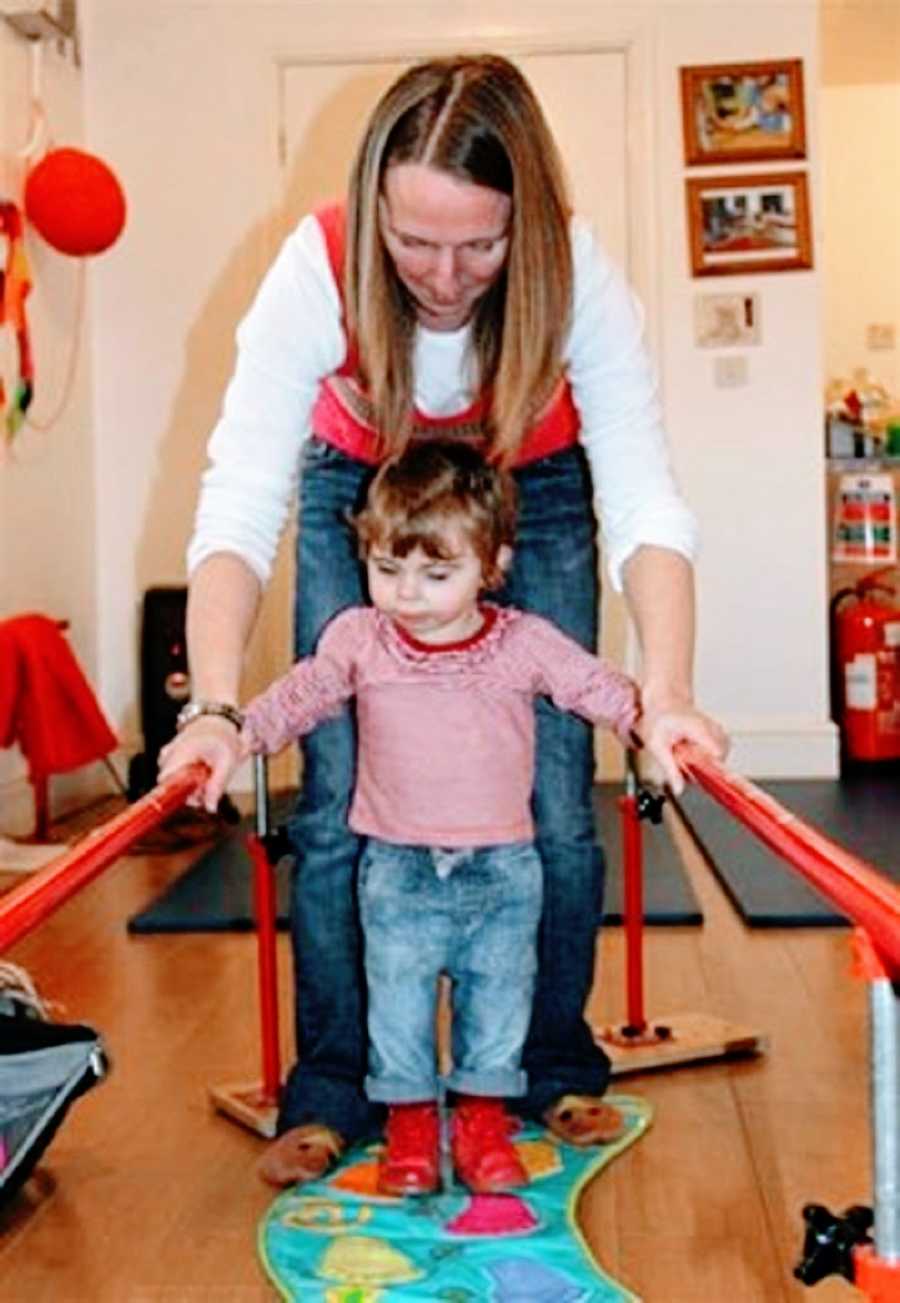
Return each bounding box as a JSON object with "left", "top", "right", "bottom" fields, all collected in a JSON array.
[{"left": 637, "top": 697, "right": 730, "bottom": 796}]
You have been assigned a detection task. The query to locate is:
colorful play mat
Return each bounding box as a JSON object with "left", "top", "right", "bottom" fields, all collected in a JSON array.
[{"left": 258, "top": 1093, "right": 652, "bottom": 1301}]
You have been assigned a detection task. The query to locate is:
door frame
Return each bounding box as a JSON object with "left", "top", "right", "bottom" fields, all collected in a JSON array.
[{"left": 272, "top": 26, "right": 662, "bottom": 359}]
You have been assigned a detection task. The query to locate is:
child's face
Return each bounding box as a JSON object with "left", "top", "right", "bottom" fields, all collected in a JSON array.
[{"left": 366, "top": 532, "right": 491, "bottom": 645}]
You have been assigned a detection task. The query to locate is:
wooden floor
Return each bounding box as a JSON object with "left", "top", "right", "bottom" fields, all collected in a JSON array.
[{"left": 0, "top": 806, "right": 871, "bottom": 1302}]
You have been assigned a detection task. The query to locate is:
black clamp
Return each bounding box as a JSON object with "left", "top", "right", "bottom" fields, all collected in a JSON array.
[
  {"left": 635, "top": 785, "right": 666, "bottom": 825},
  {"left": 260, "top": 825, "right": 292, "bottom": 866},
  {"left": 250, "top": 755, "right": 292, "bottom": 865},
  {"left": 794, "top": 1202, "right": 873, "bottom": 1285}
]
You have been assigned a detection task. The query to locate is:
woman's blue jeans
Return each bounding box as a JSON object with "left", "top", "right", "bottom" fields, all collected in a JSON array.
[{"left": 279, "top": 437, "right": 612, "bottom": 1143}]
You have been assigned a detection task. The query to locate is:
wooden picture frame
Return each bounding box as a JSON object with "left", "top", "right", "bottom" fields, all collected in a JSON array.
[
  {"left": 680, "top": 59, "right": 806, "bottom": 165},
  {"left": 686, "top": 171, "right": 813, "bottom": 277}
]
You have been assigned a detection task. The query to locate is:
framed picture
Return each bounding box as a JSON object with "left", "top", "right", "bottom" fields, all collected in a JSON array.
[
  {"left": 694, "top": 292, "right": 760, "bottom": 347},
  {"left": 680, "top": 59, "right": 806, "bottom": 165},
  {"left": 686, "top": 171, "right": 813, "bottom": 277}
]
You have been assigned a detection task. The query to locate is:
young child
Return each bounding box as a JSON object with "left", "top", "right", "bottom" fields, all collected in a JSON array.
[{"left": 239, "top": 440, "right": 640, "bottom": 1197}]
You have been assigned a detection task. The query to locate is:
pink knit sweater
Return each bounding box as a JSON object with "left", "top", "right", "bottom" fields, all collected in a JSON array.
[{"left": 243, "top": 605, "right": 639, "bottom": 848}]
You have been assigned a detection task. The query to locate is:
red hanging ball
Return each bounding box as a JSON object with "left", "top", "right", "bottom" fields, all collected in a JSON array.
[{"left": 24, "top": 147, "right": 127, "bottom": 257}]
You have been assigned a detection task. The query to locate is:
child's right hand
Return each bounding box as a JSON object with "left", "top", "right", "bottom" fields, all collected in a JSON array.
[{"left": 158, "top": 717, "right": 248, "bottom": 814}]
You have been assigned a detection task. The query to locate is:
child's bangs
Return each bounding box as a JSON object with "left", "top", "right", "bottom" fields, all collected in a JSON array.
[
  {"left": 374, "top": 509, "right": 467, "bottom": 561},
  {"left": 362, "top": 483, "right": 477, "bottom": 560}
]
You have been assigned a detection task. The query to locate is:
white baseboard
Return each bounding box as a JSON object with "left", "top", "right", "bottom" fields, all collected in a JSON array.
[
  {"left": 0, "top": 720, "right": 838, "bottom": 837},
  {"left": 717, "top": 716, "right": 840, "bottom": 780},
  {"left": 0, "top": 748, "right": 131, "bottom": 838},
  {"left": 631, "top": 715, "right": 841, "bottom": 787},
  {"left": 0, "top": 777, "right": 36, "bottom": 838}
]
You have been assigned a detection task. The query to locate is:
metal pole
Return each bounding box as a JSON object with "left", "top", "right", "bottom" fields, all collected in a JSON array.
[
  {"left": 254, "top": 755, "right": 270, "bottom": 839},
  {"left": 870, "top": 977, "right": 900, "bottom": 1261}
]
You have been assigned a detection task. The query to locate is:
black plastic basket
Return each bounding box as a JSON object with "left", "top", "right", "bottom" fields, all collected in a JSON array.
[{"left": 0, "top": 968, "right": 107, "bottom": 1203}]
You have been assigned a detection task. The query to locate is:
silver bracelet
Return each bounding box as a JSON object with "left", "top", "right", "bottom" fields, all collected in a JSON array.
[{"left": 175, "top": 700, "right": 244, "bottom": 733}]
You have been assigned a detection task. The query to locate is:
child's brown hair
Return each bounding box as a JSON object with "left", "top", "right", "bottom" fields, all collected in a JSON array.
[{"left": 353, "top": 439, "right": 517, "bottom": 589}]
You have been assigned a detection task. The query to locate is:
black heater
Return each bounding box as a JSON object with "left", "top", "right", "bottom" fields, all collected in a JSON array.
[{"left": 127, "top": 586, "right": 189, "bottom": 800}]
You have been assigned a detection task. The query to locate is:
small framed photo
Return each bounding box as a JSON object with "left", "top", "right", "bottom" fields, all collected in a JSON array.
[
  {"left": 694, "top": 292, "right": 760, "bottom": 348},
  {"left": 685, "top": 171, "right": 813, "bottom": 277},
  {"left": 680, "top": 59, "right": 806, "bottom": 165}
]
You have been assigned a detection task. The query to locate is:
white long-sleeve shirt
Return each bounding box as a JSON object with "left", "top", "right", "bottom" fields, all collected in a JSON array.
[{"left": 187, "top": 214, "right": 696, "bottom": 592}]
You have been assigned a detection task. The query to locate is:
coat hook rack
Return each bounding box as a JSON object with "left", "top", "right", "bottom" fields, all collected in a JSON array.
[{"left": 1, "top": 3, "right": 79, "bottom": 67}]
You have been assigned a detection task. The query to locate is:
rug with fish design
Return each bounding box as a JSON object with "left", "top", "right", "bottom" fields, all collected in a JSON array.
[{"left": 258, "top": 1093, "right": 651, "bottom": 1301}]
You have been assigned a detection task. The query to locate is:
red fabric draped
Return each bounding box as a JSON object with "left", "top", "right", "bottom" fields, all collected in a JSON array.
[{"left": 0, "top": 614, "right": 117, "bottom": 779}]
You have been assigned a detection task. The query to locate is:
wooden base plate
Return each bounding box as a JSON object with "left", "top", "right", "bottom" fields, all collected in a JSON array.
[
  {"left": 208, "top": 1081, "right": 279, "bottom": 1138},
  {"left": 597, "top": 1010, "right": 768, "bottom": 1075}
]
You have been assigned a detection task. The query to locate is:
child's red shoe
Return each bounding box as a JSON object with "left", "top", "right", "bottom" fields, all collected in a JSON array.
[
  {"left": 451, "top": 1096, "right": 528, "bottom": 1193},
  {"left": 377, "top": 1101, "right": 440, "bottom": 1196}
]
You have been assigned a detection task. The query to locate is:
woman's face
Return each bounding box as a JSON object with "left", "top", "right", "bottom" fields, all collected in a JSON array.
[{"left": 379, "top": 163, "right": 511, "bottom": 332}]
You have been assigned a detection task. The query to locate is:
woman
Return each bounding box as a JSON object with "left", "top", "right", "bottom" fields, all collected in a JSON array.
[{"left": 160, "top": 53, "right": 727, "bottom": 1186}]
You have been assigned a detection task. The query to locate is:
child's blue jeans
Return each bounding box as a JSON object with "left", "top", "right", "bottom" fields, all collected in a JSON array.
[{"left": 359, "top": 838, "right": 543, "bottom": 1103}]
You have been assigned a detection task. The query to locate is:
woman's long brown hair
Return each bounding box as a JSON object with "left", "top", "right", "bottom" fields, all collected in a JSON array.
[{"left": 344, "top": 54, "right": 573, "bottom": 465}]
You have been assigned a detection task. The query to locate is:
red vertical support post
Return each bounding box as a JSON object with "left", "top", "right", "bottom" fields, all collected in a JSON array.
[
  {"left": 617, "top": 791, "right": 647, "bottom": 1033},
  {"left": 206, "top": 757, "right": 283, "bottom": 1138},
  {"left": 247, "top": 831, "right": 281, "bottom": 1106},
  {"left": 248, "top": 752, "right": 282, "bottom": 1109}
]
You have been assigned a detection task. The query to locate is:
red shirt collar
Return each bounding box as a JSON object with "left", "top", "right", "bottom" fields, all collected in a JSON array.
[{"left": 393, "top": 604, "right": 499, "bottom": 655}]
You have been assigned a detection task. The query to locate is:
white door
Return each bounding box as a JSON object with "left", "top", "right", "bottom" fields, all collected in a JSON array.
[
  {"left": 280, "top": 52, "right": 627, "bottom": 260},
  {"left": 267, "top": 51, "right": 630, "bottom": 780}
]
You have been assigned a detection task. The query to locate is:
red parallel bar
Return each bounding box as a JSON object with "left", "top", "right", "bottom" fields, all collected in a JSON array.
[
  {"left": 618, "top": 794, "right": 646, "bottom": 1030},
  {"left": 678, "top": 744, "right": 900, "bottom": 979},
  {"left": 0, "top": 764, "right": 207, "bottom": 953}
]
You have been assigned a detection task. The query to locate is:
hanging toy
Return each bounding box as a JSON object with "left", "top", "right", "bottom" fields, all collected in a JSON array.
[
  {"left": 24, "top": 147, "right": 126, "bottom": 257},
  {"left": 0, "top": 202, "right": 35, "bottom": 442}
]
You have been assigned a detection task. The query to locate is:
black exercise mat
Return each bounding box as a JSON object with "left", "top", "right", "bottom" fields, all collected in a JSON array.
[
  {"left": 674, "top": 766, "right": 900, "bottom": 927},
  {"left": 126, "top": 785, "right": 701, "bottom": 933}
]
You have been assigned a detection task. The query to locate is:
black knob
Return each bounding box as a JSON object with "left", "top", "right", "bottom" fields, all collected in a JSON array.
[{"left": 794, "top": 1202, "right": 873, "bottom": 1285}]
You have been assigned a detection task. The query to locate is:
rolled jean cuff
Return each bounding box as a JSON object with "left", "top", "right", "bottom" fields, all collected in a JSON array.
[
  {"left": 445, "top": 1068, "right": 527, "bottom": 1098},
  {"left": 365, "top": 1073, "right": 439, "bottom": 1104}
]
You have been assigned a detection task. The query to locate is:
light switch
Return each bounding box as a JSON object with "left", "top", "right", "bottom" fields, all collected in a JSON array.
[
  {"left": 713, "top": 355, "right": 748, "bottom": 388},
  {"left": 866, "top": 323, "right": 896, "bottom": 351}
]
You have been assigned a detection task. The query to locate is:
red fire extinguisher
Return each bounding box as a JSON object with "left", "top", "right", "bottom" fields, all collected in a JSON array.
[{"left": 830, "top": 567, "right": 900, "bottom": 761}]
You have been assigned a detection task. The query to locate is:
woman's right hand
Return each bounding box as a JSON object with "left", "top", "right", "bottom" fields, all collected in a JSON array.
[{"left": 158, "top": 717, "right": 246, "bottom": 813}]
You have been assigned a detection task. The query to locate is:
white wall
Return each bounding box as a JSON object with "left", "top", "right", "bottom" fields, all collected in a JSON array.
[
  {"left": 821, "top": 82, "right": 900, "bottom": 400},
  {"left": 0, "top": 22, "right": 107, "bottom": 831},
  {"left": 73, "top": 0, "right": 836, "bottom": 785},
  {"left": 655, "top": 4, "right": 836, "bottom": 776}
]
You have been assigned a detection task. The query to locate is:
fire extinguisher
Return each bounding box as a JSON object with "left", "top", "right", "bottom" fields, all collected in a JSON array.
[{"left": 830, "top": 567, "right": 900, "bottom": 762}]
